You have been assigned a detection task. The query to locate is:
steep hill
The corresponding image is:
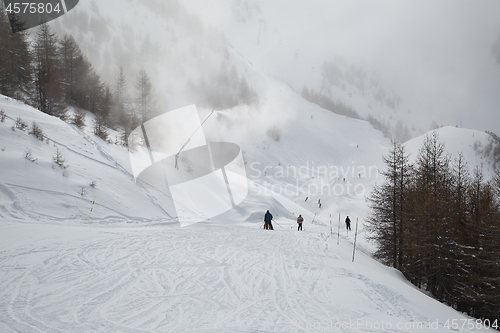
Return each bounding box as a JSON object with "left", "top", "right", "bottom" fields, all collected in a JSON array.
[
  {"left": 0, "top": 89, "right": 497, "bottom": 331},
  {"left": 405, "top": 126, "right": 499, "bottom": 179},
  {"left": 1, "top": 0, "right": 499, "bottom": 331}
]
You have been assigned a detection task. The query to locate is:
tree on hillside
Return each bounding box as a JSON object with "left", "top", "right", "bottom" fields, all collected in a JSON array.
[
  {"left": 464, "top": 167, "right": 500, "bottom": 319},
  {"left": 368, "top": 133, "right": 500, "bottom": 324},
  {"left": 70, "top": 107, "right": 86, "bottom": 129},
  {"left": 0, "top": 7, "right": 32, "bottom": 99},
  {"left": 493, "top": 167, "right": 500, "bottom": 199},
  {"left": 135, "top": 69, "right": 155, "bottom": 123},
  {"left": 367, "top": 141, "right": 412, "bottom": 270},
  {"left": 191, "top": 64, "right": 258, "bottom": 110},
  {"left": 411, "top": 133, "right": 454, "bottom": 298},
  {"left": 114, "top": 67, "right": 137, "bottom": 128},
  {"left": 441, "top": 153, "right": 475, "bottom": 310},
  {"left": 112, "top": 66, "right": 129, "bottom": 127},
  {"left": 59, "top": 34, "right": 83, "bottom": 104},
  {"left": 93, "top": 85, "right": 112, "bottom": 141},
  {"left": 85, "top": 70, "right": 104, "bottom": 114},
  {"left": 112, "top": 67, "right": 138, "bottom": 145},
  {"left": 32, "top": 24, "right": 66, "bottom": 118}
]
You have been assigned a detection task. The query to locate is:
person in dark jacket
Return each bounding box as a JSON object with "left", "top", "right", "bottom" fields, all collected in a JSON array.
[
  {"left": 264, "top": 210, "right": 274, "bottom": 230},
  {"left": 297, "top": 215, "right": 304, "bottom": 231},
  {"left": 345, "top": 216, "right": 351, "bottom": 231}
]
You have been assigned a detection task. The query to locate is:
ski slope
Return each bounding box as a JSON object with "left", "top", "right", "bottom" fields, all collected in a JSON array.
[
  {"left": 2, "top": 0, "right": 499, "bottom": 330},
  {"left": 0, "top": 91, "right": 497, "bottom": 332},
  {"left": 1, "top": 219, "right": 494, "bottom": 332}
]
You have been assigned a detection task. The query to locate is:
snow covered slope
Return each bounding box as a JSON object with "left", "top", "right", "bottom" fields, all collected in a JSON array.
[
  {"left": 1, "top": 0, "right": 499, "bottom": 330},
  {"left": 0, "top": 96, "right": 176, "bottom": 224},
  {"left": 1, "top": 90, "right": 497, "bottom": 331},
  {"left": 1, "top": 219, "right": 495, "bottom": 332},
  {"left": 405, "top": 126, "right": 498, "bottom": 179}
]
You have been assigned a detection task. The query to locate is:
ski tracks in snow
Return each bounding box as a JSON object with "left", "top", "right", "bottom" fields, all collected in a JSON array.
[{"left": 0, "top": 223, "right": 458, "bottom": 332}]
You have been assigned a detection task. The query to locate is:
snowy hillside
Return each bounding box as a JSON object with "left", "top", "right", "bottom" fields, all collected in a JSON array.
[
  {"left": 1, "top": 0, "right": 500, "bottom": 331},
  {"left": 0, "top": 96, "right": 176, "bottom": 224},
  {"left": 1, "top": 90, "right": 498, "bottom": 331},
  {"left": 405, "top": 126, "right": 498, "bottom": 179},
  {"left": 0, "top": 79, "right": 389, "bottom": 225},
  {"left": 48, "top": 0, "right": 500, "bottom": 145}
]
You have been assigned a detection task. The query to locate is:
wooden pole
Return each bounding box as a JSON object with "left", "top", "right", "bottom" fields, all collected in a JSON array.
[
  {"left": 88, "top": 197, "right": 96, "bottom": 223},
  {"left": 330, "top": 214, "right": 332, "bottom": 236},
  {"left": 352, "top": 218, "right": 359, "bottom": 262},
  {"left": 337, "top": 214, "right": 340, "bottom": 245}
]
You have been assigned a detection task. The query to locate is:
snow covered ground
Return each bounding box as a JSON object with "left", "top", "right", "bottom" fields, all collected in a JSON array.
[
  {"left": 1, "top": 90, "right": 497, "bottom": 332},
  {"left": 2, "top": 0, "right": 499, "bottom": 330},
  {"left": 1, "top": 220, "right": 495, "bottom": 332}
]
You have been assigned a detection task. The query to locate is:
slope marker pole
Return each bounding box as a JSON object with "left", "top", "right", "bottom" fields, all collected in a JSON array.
[
  {"left": 337, "top": 214, "right": 340, "bottom": 245},
  {"left": 88, "top": 197, "right": 96, "bottom": 223},
  {"left": 352, "top": 218, "right": 359, "bottom": 262},
  {"left": 330, "top": 214, "right": 332, "bottom": 236}
]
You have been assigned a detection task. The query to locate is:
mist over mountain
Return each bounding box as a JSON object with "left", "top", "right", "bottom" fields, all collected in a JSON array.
[
  {"left": 1, "top": 1, "right": 500, "bottom": 331},
  {"left": 48, "top": 0, "right": 500, "bottom": 141}
]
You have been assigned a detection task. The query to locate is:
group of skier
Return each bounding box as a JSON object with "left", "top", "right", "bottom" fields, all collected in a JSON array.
[{"left": 263, "top": 210, "right": 352, "bottom": 232}]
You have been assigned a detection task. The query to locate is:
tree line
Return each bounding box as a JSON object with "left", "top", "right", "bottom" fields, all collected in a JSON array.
[
  {"left": 0, "top": 8, "right": 156, "bottom": 143},
  {"left": 368, "top": 133, "right": 500, "bottom": 324}
]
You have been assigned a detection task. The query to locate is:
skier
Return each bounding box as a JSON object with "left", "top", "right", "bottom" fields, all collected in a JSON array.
[
  {"left": 318, "top": 199, "right": 321, "bottom": 208},
  {"left": 264, "top": 210, "right": 274, "bottom": 230},
  {"left": 305, "top": 196, "right": 308, "bottom": 202},
  {"left": 297, "top": 215, "right": 304, "bottom": 231},
  {"left": 345, "top": 216, "right": 351, "bottom": 231}
]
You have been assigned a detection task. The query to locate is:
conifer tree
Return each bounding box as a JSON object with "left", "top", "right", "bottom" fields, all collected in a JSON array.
[
  {"left": 464, "top": 167, "right": 500, "bottom": 319},
  {"left": 412, "top": 133, "right": 454, "bottom": 298},
  {"left": 32, "top": 24, "right": 66, "bottom": 117},
  {"left": 113, "top": 67, "right": 137, "bottom": 144},
  {"left": 0, "top": 6, "right": 32, "bottom": 99},
  {"left": 93, "top": 85, "right": 111, "bottom": 141},
  {"left": 493, "top": 167, "right": 500, "bottom": 199},
  {"left": 112, "top": 67, "right": 130, "bottom": 127},
  {"left": 70, "top": 107, "right": 86, "bottom": 129},
  {"left": 367, "top": 141, "right": 412, "bottom": 270},
  {"left": 59, "top": 34, "right": 83, "bottom": 104},
  {"left": 135, "top": 69, "right": 155, "bottom": 123},
  {"left": 368, "top": 133, "right": 500, "bottom": 323}
]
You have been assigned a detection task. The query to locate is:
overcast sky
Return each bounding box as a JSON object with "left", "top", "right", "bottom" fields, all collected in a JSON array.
[
  {"left": 186, "top": 0, "right": 500, "bottom": 134},
  {"left": 336, "top": 0, "right": 500, "bottom": 133}
]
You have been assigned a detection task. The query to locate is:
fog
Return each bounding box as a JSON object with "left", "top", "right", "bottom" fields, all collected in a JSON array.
[
  {"left": 51, "top": 0, "right": 500, "bottom": 136},
  {"left": 183, "top": 0, "right": 500, "bottom": 134}
]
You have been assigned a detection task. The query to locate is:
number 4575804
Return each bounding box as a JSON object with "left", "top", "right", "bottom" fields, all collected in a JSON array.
[
  {"left": 444, "top": 318, "right": 498, "bottom": 330},
  {"left": 5, "top": 2, "right": 62, "bottom": 14}
]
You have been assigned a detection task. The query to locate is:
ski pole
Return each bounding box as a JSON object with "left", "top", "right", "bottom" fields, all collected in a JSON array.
[
  {"left": 88, "top": 197, "right": 96, "bottom": 223},
  {"left": 272, "top": 219, "right": 283, "bottom": 228}
]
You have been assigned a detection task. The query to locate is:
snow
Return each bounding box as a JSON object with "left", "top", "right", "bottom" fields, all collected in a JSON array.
[
  {"left": 405, "top": 126, "right": 497, "bottom": 178},
  {"left": 1, "top": 90, "right": 497, "bottom": 331},
  {"left": 1, "top": 1, "right": 498, "bottom": 330},
  {"left": 0, "top": 220, "right": 495, "bottom": 332}
]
